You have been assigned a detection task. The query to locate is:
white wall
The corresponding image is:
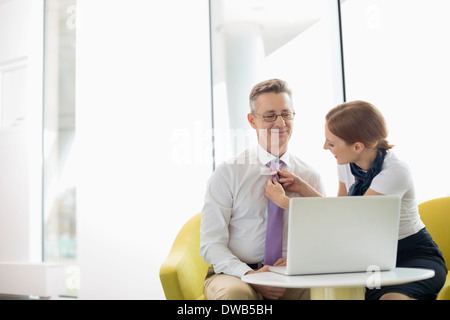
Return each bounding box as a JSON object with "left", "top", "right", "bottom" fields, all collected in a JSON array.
[
  {"left": 0, "top": 0, "right": 43, "bottom": 262},
  {"left": 76, "top": 0, "right": 212, "bottom": 299}
]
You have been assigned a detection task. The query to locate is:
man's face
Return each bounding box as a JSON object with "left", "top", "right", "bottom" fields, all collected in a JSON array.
[{"left": 247, "top": 92, "right": 294, "bottom": 157}]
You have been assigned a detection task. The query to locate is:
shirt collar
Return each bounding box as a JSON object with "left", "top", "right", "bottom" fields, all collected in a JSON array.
[{"left": 256, "top": 143, "right": 291, "bottom": 169}]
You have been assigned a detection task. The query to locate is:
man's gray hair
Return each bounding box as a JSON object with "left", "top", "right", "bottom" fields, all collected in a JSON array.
[{"left": 249, "top": 79, "right": 293, "bottom": 113}]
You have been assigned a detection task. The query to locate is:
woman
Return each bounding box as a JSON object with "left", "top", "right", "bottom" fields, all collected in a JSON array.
[{"left": 266, "top": 100, "right": 447, "bottom": 300}]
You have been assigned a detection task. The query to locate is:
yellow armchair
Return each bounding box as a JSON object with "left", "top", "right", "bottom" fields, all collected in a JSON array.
[
  {"left": 419, "top": 197, "right": 450, "bottom": 300},
  {"left": 160, "top": 213, "right": 210, "bottom": 300}
]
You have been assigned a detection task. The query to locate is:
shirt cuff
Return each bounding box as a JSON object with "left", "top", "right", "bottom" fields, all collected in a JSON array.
[{"left": 233, "top": 263, "right": 253, "bottom": 278}]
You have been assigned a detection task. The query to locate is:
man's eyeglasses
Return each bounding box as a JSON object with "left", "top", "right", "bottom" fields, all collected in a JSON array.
[{"left": 253, "top": 111, "right": 295, "bottom": 122}]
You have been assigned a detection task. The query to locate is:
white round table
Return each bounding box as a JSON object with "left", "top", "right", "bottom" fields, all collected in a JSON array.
[{"left": 241, "top": 267, "right": 435, "bottom": 300}]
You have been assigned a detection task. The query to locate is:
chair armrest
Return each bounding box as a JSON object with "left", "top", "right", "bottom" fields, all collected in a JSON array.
[{"left": 437, "top": 274, "right": 450, "bottom": 300}]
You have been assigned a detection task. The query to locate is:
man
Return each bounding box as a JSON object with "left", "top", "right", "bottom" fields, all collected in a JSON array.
[{"left": 200, "top": 79, "right": 325, "bottom": 300}]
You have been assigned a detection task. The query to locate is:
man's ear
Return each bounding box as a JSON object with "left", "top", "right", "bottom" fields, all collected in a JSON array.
[{"left": 248, "top": 113, "right": 257, "bottom": 129}]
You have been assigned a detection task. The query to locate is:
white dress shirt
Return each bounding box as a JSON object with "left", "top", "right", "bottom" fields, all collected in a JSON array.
[{"left": 200, "top": 144, "right": 325, "bottom": 278}]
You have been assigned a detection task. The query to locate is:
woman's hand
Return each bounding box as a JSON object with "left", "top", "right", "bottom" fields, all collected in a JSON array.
[
  {"left": 265, "top": 177, "right": 290, "bottom": 210},
  {"left": 277, "top": 170, "right": 303, "bottom": 193},
  {"left": 278, "top": 170, "right": 324, "bottom": 197}
]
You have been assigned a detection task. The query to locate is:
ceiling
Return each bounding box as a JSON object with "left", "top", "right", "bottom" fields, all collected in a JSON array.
[{"left": 210, "top": 0, "right": 325, "bottom": 84}]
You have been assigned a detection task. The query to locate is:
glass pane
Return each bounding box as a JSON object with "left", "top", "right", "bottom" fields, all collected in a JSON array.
[
  {"left": 210, "top": 0, "right": 343, "bottom": 195},
  {"left": 341, "top": 0, "right": 450, "bottom": 201},
  {"left": 43, "top": 0, "right": 79, "bottom": 296}
]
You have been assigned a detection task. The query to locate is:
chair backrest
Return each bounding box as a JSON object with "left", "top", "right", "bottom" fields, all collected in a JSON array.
[
  {"left": 159, "top": 213, "right": 210, "bottom": 300},
  {"left": 419, "top": 197, "right": 450, "bottom": 270}
]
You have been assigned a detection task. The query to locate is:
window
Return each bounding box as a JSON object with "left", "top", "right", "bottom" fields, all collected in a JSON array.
[
  {"left": 43, "top": 0, "right": 78, "bottom": 295},
  {"left": 210, "top": 0, "right": 345, "bottom": 195},
  {"left": 341, "top": 0, "right": 450, "bottom": 201}
]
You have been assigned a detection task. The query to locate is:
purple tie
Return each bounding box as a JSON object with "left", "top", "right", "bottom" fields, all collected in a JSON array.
[{"left": 264, "top": 160, "right": 284, "bottom": 266}]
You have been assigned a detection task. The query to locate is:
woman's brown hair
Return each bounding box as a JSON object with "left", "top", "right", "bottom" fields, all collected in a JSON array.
[{"left": 325, "top": 100, "right": 394, "bottom": 150}]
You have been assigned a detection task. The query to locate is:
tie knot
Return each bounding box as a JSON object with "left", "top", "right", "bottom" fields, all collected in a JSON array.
[{"left": 267, "top": 159, "right": 283, "bottom": 171}]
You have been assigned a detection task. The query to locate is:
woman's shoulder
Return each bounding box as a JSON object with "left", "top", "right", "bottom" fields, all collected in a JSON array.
[
  {"left": 371, "top": 151, "right": 414, "bottom": 195},
  {"left": 382, "top": 151, "right": 411, "bottom": 175},
  {"left": 375, "top": 151, "right": 413, "bottom": 186}
]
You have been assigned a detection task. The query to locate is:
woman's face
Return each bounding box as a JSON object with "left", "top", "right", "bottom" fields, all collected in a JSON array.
[{"left": 323, "top": 124, "right": 357, "bottom": 165}]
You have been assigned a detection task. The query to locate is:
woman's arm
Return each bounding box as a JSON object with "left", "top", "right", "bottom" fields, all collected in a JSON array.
[
  {"left": 337, "top": 181, "right": 348, "bottom": 196},
  {"left": 337, "top": 181, "right": 384, "bottom": 197},
  {"left": 364, "top": 188, "right": 384, "bottom": 196},
  {"left": 265, "top": 177, "right": 290, "bottom": 210},
  {"left": 265, "top": 170, "right": 325, "bottom": 210},
  {"left": 278, "top": 170, "right": 324, "bottom": 197}
]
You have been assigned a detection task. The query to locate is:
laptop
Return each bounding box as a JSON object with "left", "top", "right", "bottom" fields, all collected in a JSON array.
[{"left": 269, "top": 195, "right": 401, "bottom": 275}]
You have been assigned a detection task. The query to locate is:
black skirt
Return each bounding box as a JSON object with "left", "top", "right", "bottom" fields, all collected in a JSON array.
[{"left": 365, "top": 228, "right": 447, "bottom": 300}]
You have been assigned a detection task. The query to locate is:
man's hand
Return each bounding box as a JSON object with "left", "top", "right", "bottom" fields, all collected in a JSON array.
[
  {"left": 273, "top": 258, "right": 286, "bottom": 266},
  {"left": 245, "top": 265, "right": 286, "bottom": 300}
]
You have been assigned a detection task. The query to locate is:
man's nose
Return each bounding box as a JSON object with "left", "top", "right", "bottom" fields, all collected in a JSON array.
[{"left": 273, "top": 115, "right": 286, "bottom": 127}]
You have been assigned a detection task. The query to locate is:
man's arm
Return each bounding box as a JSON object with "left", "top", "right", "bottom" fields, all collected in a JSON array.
[{"left": 199, "top": 165, "right": 252, "bottom": 278}]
